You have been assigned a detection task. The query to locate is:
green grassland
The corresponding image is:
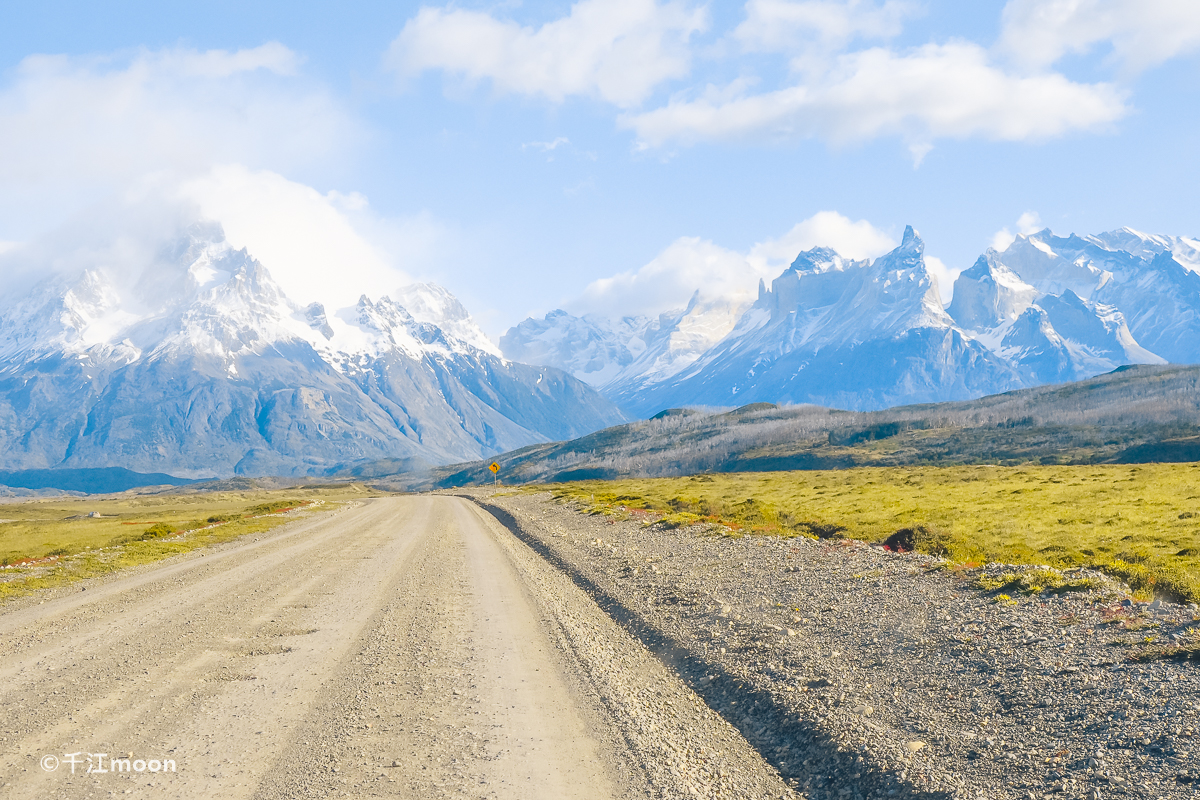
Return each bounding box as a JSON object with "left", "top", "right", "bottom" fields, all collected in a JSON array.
[
  {"left": 0, "top": 484, "right": 379, "bottom": 600},
  {"left": 545, "top": 464, "right": 1200, "bottom": 603}
]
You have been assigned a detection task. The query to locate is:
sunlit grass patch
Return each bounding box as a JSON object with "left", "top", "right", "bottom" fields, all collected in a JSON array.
[
  {"left": 973, "top": 566, "right": 1109, "bottom": 597},
  {"left": 0, "top": 484, "right": 378, "bottom": 601},
  {"left": 1129, "top": 639, "right": 1200, "bottom": 663},
  {"left": 540, "top": 464, "right": 1200, "bottom": 603}
]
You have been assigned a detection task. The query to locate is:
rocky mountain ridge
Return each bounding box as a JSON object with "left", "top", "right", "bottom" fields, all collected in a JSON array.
[{"left": 503, "top": 226, "right": 1198, "bottom": 415}]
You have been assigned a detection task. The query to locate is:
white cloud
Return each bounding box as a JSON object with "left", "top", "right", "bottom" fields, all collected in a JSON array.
[
  {"left": 178, "top": 167, "right": 425, "bottom": 311},
  {"left": 386, "top": 0, "right": 1164, "bottom": 157},
  {"left": 990, "top": 210, "right": 1044, "bottom": 252},
  {"left": 0, "top": 44, "right": 361, "bottom": 236},
  {"left": 0, "top": 167, "right": 458, "bottom": 318},
  {"left": 0, "top": 42, "right": 489, "bottom": 338},
  {"left": 569, "top": 211, "right": 894, "bottom": 318},
  {"left": 999, "top": 0, "right": 1200, "bottom": 73},
  {"left": 735, "top": 0, "right": 916, "bottom": 68},
  {"left": 747, "top": 210, "right": 896, "bottom": 269},
  {"left": 0, "top": 191, "right": 203, "bottom": 305},
  {"left": 523, "top": 137, "right": 571, "bottom": 152},
  {"left": 387, "top": 0, "right": 708, "bottom": 107},
  {"left": 624, "top": 42, "right": 1127, "bottom": 152},
  {"left": 149, "top": 41, "right": 302, "bottom": 78},
  {"left": 572, "top": 237, "right": 757, "bottom": 319},
  {"left": 923, "top": 255, "right": 956, "bottom": 304}
]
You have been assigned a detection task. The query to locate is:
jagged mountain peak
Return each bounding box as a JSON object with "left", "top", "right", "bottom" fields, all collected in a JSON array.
[
  {"left": 354, "top": 293, "right": 415, "bottom": 331},
  {"left": 396, "top": 282, "right": 466, "bottom": 322},
  {"left": 786, "top": 246, "right": 862, "bottom": 275},
  {"left": 994, "top": 229, "right": 1114, "bottom": 299},
  {"left": 883, "top": 225, "right": 926, "bottom": 268},
  {"left": 1087, "top": 227, "right": 1175, "bottom": 260},
  {"left": 302, "top": 302, "right": 334, "bottom": 340},
  {"left": 395, "top": 282, "right": 501, "bottom": 357},
  {"left": 948, "top": 251, "right": 1039, "bottom": 331},
  {"left": 853, "top": 227, "right": 951, "bottom": 332}
]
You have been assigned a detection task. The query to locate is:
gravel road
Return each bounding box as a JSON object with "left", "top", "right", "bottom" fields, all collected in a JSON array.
[
  {"left": 0, "top": 496, "right": 792, "bottom": 800},
  {"left": 473, "top": 490, "right": 1200, "bottom": 800}
]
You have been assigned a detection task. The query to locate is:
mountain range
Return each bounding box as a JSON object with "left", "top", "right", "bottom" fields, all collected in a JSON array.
[
  {"left": 502, "top": 226, "right": 1200, "bottom": 417},
  {"left": 3, "top": 218, "right": 1198, "bottom": 484},
  {"left": 0, "top": 223, "right": 624, "bottom": 478}
]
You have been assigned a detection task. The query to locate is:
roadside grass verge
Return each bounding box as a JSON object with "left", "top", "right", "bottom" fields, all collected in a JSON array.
[
  {"left": 540, "top": 464, "right": 1200, "bottom": 603},
  {"left": 0, "top": 484, "right": 378, "bottom": 601}
]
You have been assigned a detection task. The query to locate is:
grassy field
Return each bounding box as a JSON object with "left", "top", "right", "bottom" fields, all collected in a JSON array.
[
  {"left": 545, "top": 464, "right": 1200, "bottom": 603},
  {"left": 0, "top": 484, "right": 380, "bottom": 600}
]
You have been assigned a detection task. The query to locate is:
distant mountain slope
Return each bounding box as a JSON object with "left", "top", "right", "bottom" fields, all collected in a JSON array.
[
  {"left": 398, "top": 364, "right": 1200, "bottom": 488},
  {"left": 0, "top": 223, "right": 625, "bottom": 477},
  {"left": 505, "top": 225, "right": 1196, "bottom": 416},
  {"left": 0, "top": 468, "right": 197, "bottom": 494},
  {"left": 500, "top": 291, "right": 749, "bottom": 400}
]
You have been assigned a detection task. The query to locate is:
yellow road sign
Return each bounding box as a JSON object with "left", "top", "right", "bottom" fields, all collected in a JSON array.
[{"left": 488, "top": 462, "right": 500, "bottom": 474}]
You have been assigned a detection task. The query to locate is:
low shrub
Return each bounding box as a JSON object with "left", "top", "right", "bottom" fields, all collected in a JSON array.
[
  {"left": 140, "top": 522, "right": 176, "bottom": 540},
  {"left": 244, "top": 500, "right": 301, "bottom": 516}
]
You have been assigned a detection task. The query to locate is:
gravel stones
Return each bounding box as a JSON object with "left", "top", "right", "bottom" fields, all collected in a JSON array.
[{"left": 476, "top": 490, "right": 1200, "bottom": 800}]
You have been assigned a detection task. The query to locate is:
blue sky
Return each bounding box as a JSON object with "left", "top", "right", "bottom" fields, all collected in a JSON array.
[{"left": 1, "top": 0, "right": 1198, "bottom": 336}]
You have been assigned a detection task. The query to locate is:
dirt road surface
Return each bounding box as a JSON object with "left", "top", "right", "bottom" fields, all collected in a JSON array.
[{"left": 0, "top": 496, "right": 792, "bottom": 800}]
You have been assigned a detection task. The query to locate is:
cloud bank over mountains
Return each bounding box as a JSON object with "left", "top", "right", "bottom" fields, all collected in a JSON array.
[{"left": 0, "top": 43, "right": 459, "bottom": 321}]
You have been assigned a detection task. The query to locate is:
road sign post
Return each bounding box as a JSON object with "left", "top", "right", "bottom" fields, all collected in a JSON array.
[{"left": 488, "top": 461, "right": 500, "bottom": 486}]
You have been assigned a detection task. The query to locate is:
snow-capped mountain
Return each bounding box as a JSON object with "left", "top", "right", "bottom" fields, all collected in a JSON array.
[
  {"left": 947, "top": 245, "right": 1165, "bottom": 384},
  {"left": 504, "top": 225, "right": 1197, "bottom": 416},
  {"left": 500, "top": 291, "right": 750, "bottom": 407},
  {"left": 394, "top": 282, "right": 503, "bottom": 356},
  {"left": 0, "top": 223, "right": 625, "bottom": 477},
  {"left": 1089, "top": 228, "right": 1200, "bottom": 272},
  {"left": 601, "top": 292, "right": 750, "bottom": 407},
  {"left": 980, "top": 292, "right": 1163, "bottom": 385},
  {"left": 945, "top": 251, "right": 1040, "bottom": 330},
  {"left": 609, "top": 227, "right": 1024, "bottom": 414},
  {"left": 986, "top": 229, "right": 1200, "bottom": 365},
  {"left": 500, "top": 310, "right": 651, "bottom": 386}
]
